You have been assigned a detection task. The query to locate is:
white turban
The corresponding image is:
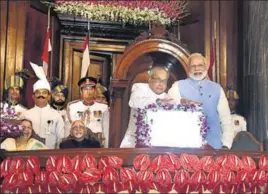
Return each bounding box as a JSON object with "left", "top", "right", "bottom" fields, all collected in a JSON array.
[{"left": 30, "top": 62, "right": 51, "bottom": 92}]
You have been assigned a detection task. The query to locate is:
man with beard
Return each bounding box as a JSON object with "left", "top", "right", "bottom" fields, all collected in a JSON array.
[
  {"left": 20, "top": 62, "right": 64, "bottom": 149},
  {"left": 67, "top": 76, "right": 109, "bottom": 147},
  {"left": 0, "top": 75, "right": 27, "bottom": 115},
  {"left": 51, "top": 83, "right": 70, "bottom": 137},
  {"left": 168, "top": 53, "right": 234, "bottom": 149},
  {"left": 120, "top": 66, "right": 170, "bottom": 148}
]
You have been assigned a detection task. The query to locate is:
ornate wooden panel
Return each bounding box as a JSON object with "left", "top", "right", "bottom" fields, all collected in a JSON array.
[{"left": 0, "top": 1, "right": 27, "bottom": 101}]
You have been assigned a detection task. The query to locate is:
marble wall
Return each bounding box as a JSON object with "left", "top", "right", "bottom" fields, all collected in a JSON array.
[{"left": 242, "top": 1, "right": 268, "bottom": 142}]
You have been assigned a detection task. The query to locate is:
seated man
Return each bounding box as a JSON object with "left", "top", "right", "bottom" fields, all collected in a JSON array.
[
  {"left": 60, "top": 120, "right": 101, "bottom": 149},
  {"left": 226, "top": 87, "right": 247, "bottom": 137},
  {"left": 120, "top": 66, "right": 170, "bottom": 148},
  {"left": 0, "top": 119, "right": 47, "bottom": 151}
]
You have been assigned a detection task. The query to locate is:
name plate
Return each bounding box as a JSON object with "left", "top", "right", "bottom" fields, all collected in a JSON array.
[{"left": 136, "top": 103, "right": 208, "bottom": 148}]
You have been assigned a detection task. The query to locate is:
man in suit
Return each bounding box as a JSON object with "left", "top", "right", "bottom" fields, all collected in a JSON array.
[
  {"left": 168, "top": 53, "right": 234, "bottom": 149},
  {"left": 60, "top": 120, "right": 100, "bottom": 149},
  {"left": 120, "top": 66, "right": 170, "bottom": 148}
]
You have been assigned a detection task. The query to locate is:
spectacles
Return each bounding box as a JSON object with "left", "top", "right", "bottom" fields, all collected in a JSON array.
[
  {"left": 151, "top": 76, "right": 168, "bottom": 84},
  {"left": 189, "top": 64, "right": 206, "bottom": 69}
]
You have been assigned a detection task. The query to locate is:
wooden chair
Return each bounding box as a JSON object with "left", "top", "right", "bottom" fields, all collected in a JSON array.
[{"left": 231, "top": 131, "right": 263, "bottom": 151}]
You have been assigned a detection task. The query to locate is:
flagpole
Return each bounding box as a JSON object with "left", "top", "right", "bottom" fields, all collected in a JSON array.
[
  {"left": 48, "top": 5, "right": 52, "bottom": 78},
  {"left": 213, "top": 37, "right": 216, "bottom": 81},
  {"left": 87, "top": 18, "right": 90, "bottom": 77},
  {"left": 48, "top": 6, "right": 51, "bottom": 31}
]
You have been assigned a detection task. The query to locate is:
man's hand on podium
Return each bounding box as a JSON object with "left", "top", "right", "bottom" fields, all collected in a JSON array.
[
  {"left": 181, "top": 98, "right": 202, "bottom": 106},
  {"left": 156, "top": 98, "right": 176, "bottom": 106},
  {"left": 201, "top": 144, "right": 214, "bottom": 150}
]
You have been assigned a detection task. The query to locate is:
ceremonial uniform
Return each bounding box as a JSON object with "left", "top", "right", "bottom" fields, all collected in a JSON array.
[
  {"left": 0, "top": 102, "right": 27, "bottom": 115},
  {"left": 1, "top": 75, "right": 27, "bottom": 115},
  {"left": 51, "top": 82, "right": 71, "bottom": 137},
  {"left": 120, "top": 83, "right": 168, "bottom": 148},
  {"left": 168, "top": 79, "right": 234, "bottom": 149},
  {"left": 226, "top": 87, "right": 247, "bottom": 137},
  {"left": 231, "top": 113, "right": 247, "bottom": 136},
  {"left": 19, "top": 62, "right": 65, "bottom": 149},
  {"left": 67, "top": 100, "right": 109, "bottom": 147},
  {"left": 21, "top": 105, "right": 65, "bottom": 149}
]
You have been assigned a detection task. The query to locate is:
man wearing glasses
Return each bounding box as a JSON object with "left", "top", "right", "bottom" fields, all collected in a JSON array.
[
  {"left": 120, "top": 66, "right": 170, "bottom": 148},
  {"left": 168, "top": 53, "right": 234, "bottom": 149},
  {"left": 60, "top": 120, "right": 100, "bottom": 149}
]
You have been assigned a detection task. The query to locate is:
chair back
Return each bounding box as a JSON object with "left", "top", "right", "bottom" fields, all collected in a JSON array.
[{"left": 231, "top": 131, "right": 263, "bottom": 151}]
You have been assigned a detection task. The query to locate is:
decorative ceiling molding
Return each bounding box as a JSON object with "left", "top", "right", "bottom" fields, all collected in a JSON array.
[{"left": 58, "top": 14, "right": 148, "bottom": 40}]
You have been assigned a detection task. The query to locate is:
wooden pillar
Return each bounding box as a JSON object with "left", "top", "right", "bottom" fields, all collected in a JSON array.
[
  {"left": 204, "top": 1, "right": 238, "bottom": 89},
  {"left": 0, "top": 1, "right": 27, "bottom": 101},
  {"left": 109, "top": 81, "right": 127, "bottom": 148}
]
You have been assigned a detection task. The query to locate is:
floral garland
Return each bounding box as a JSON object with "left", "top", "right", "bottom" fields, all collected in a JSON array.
[
  {"left": 1, "top": 153, "right": 268, "bottom": 193},
  {"left": 0, "top": 107, "right": 23, "bottom": 138},
  {"left": 44, "top": 1, "right": 189, "bottom": 26},
  {"left": 136, "top": 103, "right": 209, "bottom": 147}
]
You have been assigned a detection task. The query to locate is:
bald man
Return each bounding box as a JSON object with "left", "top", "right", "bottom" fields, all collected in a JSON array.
[
  {"left": 59, "top": 120, "right": 100, "bottom": 149},
  {"left": 168, "top": 53, "right": 234, "bottom": 149},
  {"left": 120, "top": 66, "right": 170, "bottom": 148}
]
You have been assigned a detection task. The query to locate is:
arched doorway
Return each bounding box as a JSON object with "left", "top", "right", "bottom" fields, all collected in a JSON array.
[{"left": 109, "top": 37, "right": 190, "bottom": 147}]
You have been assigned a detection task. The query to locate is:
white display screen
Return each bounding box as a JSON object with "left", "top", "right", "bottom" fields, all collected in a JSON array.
[{"left": 146, "top": 110, "right": 203, "bottom": 148}]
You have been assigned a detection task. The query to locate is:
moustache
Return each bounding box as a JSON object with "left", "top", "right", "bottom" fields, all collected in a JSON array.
[{"left": 37, "top": 96, "right": 46, "bottom": 99}]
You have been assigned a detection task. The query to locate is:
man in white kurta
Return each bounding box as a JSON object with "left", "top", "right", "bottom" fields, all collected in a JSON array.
[
  {"left": 226, "top": 88, "right": 247, "bottom": 137},
  {"left": 120, "top": 66, "right": 170, "bottom": 148},
  {"left": 20, "top": 62, "right": 64, "bottom": 149},
  {"left": 67, "top": 77, "right": 109, "bottom": 148},
  {"left": 0, "top": 75, "right": 27, "bottom": 115}
]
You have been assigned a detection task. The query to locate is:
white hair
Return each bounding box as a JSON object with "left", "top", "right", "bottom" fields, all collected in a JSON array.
[
  {"left": 148, "top": 66, "right": 170, "bottom": 78},
  {"left": 188, "top": 53, "right": 207, "bottom": 66}
]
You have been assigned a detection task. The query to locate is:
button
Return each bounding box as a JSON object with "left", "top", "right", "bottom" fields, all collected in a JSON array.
[
  {"left": 200, "top": 93, "right": 203, "bottom": 96},
  {"left": 209, "top": 95, "right": 211, "bottom": 98}
]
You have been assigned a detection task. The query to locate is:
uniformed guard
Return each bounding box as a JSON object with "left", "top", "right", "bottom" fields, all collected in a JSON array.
[
  {"left": 20, "top": 62, "right": 64, "bottom": 149},
  {"left": 226, "top": 87, "right": 247, "bottom": 137},
  {"left": 0, "top": 75, "right": 27, "bottom": 115},
  {"left": 67, "top": 76, "right": 109, "bottom": 147},
  {"left": 50, "top": 79, "right": 70, "bottom": 137}
]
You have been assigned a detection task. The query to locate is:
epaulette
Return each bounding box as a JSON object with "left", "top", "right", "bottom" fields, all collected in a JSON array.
[
  {"left": 94, "top": 100, "right": 108, "bottom": 105},
  {"left": 67, "top": 100, "right": 81, "bottom": 106}
]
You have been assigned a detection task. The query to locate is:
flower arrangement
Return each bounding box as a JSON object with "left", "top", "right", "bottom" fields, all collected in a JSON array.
[
  {"left": 1, "top": 153, "right": 267, "bottom": 193},
  {"left": 44, "top": 1, "right": 189, "bottom": 26},
  {"left": 0, "top": 107, "right": 23, "bottom": 138},
  {"left": 136, "top": 103, "right": 209, "bottom": 147}
]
